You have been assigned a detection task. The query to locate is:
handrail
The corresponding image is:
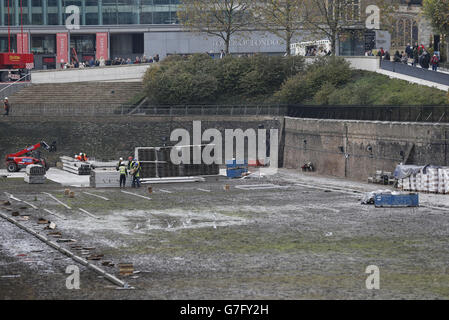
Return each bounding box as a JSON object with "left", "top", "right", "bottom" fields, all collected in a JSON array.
[{"left": 0, "top": 72, "right": 31, "bottom": 95}]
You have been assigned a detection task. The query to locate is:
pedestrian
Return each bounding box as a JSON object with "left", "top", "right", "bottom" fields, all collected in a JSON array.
[
  {"left": 119, "top": 162, "right": 128, "bottom": 188},
  {"left": 127, "top": 156, "right": 134, "bottom": 170},
  {"left": 383, "top": 50, "right": 390, "bottom": 61},
  {"left": 220, "top": 49, "right": 226, "bottom": 59},
  {"left": 412, "top": 46, "right": 419, "bottom": 66},
  {"left": 116, "top": 157, "right": 123, "bottom": 171},
  {"left": 419, "top": 49, "right": 430, "bottom": 69},
  {"left": 3, "top": 97, "right": 10, "bottom": 116},
  {"left": 131, "top": 160, "right": 141, "bottom": 188},
  {"left": 376, "top": 47, "right": 384, "bottom": 58},
  {"left": 405, "top": 43, "right": 413, "bottom": 59},
  {"left": 393, "top": 50, "right": 401, "bottom": 62},
  {"left": 430, "top": 53, "right": 439, "bottom": 71}
]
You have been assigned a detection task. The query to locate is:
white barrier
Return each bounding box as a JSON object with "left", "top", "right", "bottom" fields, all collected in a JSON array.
[{"left": 31, "top": 64, "right": 154, "bottom": 84}]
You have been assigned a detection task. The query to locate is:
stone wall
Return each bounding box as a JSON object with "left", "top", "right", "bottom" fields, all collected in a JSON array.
[
  {"left": 283, "top": 117, "right": 449, "bottom": 180},
  {"left": 0, "top": 116, "right": 281, "bottom": 168}
]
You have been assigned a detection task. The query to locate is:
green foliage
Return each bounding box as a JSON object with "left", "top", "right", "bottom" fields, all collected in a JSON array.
[
  {"left": 323, "top": 72, "right": 448, "bottom": 105},
  {"left": 143, "top": 55, "right": 447, "bottom": 106},
  {"left": 275, "top": 57, "right": 352, "bottom": 104},
  {"left": 143, "top": 54, "right": 218, "bottom": 104},
  {"left": 422, "top": 0, "right": 449, "bottom": 36},
  {"left": 143, "top": 54, "right": 305, "bottom": 104}
]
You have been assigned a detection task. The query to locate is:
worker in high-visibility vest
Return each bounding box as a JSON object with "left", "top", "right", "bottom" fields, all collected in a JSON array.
[
  {"left": 119, "top": 163, "right": 128, "bottom": 188},
  {"left": 127, "top": 156, "right": 134, "bottom": 170},
  {"left": 131, "top": 159, "right": 141, "bottom": 188}
]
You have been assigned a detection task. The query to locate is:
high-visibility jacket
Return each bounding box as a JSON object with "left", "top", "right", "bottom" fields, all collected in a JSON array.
[
  {"left": 132, "top": 161, "right": 141, "bottom": 177},
  {"left": 119, "top": 165, "right": 127, "bottom": 175}
]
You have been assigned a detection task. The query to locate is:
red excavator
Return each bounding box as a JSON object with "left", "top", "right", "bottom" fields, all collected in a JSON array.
[{"left": 5, "top": 141, "right": 57, "bottom": 172}]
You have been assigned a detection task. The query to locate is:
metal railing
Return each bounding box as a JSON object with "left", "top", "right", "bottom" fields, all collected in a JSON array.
[
  {"left": 7, "top": 103, "right": 449, "bottom": 123},
  {"left": 0, "top": 73, "right": 32, "bottom": 99},
  {"left": 9, "top": 103, "right": 288, "bottom": 117},
  {"left": 287, "top": 105, "right": 449, "bottom": 123},
  {"left": 10, "top": 104, "right": 134, "bottom": 116},
  {"left": 132, "top": 104, "right": 288, "bottom": 116}
]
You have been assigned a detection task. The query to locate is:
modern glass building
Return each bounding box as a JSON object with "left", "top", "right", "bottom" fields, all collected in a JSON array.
[
  {"left": 0, "top": 0, "right": 185, "bottom": 69},
  {"left": 0, "top": 0, "right": 432, "bottom": 70},
  {"left": 0, "top": 1, "right": 180, "bottom": 26}
]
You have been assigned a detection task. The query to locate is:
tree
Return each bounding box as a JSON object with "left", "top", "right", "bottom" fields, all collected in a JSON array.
[
  {"left": 253, "top": 0, "right": 305, "bottom": 55},
  {"left": 302, "top": 0, "right": 396, "bottom": 55},
  {"left": 422, "top": 0, "right": 449, "bottom": 61},
  {"left": 178, "top": 0, "right": 253, "bottom": 54}
]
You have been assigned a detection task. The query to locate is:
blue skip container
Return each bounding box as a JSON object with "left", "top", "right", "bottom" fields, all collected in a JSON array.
[
  {"left": 374, "top": 193, "right": 419, "bottom": 208},
  {"left": 226, "top": 159, "right": 248, "bottom": 178}
]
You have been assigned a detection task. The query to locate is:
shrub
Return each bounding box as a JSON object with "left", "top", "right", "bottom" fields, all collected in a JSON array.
[
  {"left": 143, "top": 54, "right": 447, "bottom": 106},
  {"left": 275, "top": 57, "right": 352, "bottom": 104},
  {"left": 239, "top": 55, "right": 293, "bottom": 97}
]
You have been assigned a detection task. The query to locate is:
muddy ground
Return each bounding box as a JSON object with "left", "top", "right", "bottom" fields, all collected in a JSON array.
[{"left": 1, "top": 169, "right": 449, "bottom": 300}]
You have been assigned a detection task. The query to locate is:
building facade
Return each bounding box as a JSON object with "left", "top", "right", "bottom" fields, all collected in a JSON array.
[{"left": 0, "top": 0, "right": 435, "bottom": 70}]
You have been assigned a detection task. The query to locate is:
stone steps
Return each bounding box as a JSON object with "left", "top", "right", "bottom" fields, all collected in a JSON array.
[{"left": 8, "top": 82, "right": 144, "bottom": 107}]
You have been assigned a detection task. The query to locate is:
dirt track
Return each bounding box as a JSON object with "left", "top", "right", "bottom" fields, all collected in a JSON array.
[{"left": 1, "top": 169, "right": 449, "bottom": 299}]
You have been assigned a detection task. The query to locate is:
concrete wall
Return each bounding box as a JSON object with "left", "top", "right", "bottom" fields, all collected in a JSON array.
[
  {"left": 0, "top": 116, "right": 281, "bottom": 168},
  {"left": 283, "top": 117, "right": 449, "bottom": 180},
  {"left": 304, "top": 56, "right": 380, "bottom": 72},
  {"left": 144, "top": 30, "right": 306, "bottom": 58},
  {"left": 31, "top": 64, "right": 152, "bottom": 84}
]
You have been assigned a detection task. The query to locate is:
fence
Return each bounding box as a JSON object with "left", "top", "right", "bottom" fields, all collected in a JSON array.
[
  {"left": 7, "top": 103, "right": 449, "bottom": 123},
  {"left": 131, "top": 104, "right": 288, "bottom": 116},
  {"left": 10, "top": 104, "right": 134, "bottom": 116},
  {"left": 10, "top": 104, "right": 288, "bottom": 117},
  {"left": 287, "top": 105, "right": 449, "bottom": 123},
  {"left": 0, "top": 81, "right": 31, "bottom": 100},
  {"left": 380, "top": 60, "right": 449, "bottom": 86}
]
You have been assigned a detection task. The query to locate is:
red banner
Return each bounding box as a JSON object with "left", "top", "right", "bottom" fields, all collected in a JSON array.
[
  {"left": 56, "top": 33, "right": 68, "bottom": 65},
  {"left": 96, "top": 32, "right": 109, "bottom": 60},
  {"left": 16, "top": 33, "right": 29, "bottom": 54}
]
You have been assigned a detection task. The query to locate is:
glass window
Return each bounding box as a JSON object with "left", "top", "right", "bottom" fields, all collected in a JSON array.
[
  {"left": 0, "top": 0, "right": 181, "bottom": 26},
  {"left": 48, "top": 0, "right": 59, "bottom": 25},
  {"left": 0, "top": 36, "right": 16, "bottom": 52},
  {"left": 70, "top": 34, "right": 95, "bottom": 54},
  {"left": 31, "top": 34, "right": 56, "bottom": 54}
]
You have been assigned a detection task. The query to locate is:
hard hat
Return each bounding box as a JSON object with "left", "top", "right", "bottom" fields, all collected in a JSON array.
[
  {"left": 119, "top": 157, "right": 123, "bottom": 161},
  {"left": 4, "top": 97, "right": 8, "bottom": 100},
  {"left": 128, "top": 156, "right": 133, "bottom": 161},
  {"left": 79, "top": 153, "right": 83, "bottom": 155}
]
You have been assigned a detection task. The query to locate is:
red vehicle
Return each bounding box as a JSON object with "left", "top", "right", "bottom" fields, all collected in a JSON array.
[
  {"left": 0, "top": 1, "right": 34, "bottom": 82},
  {"left": 5, "top": 141, "right": 57, "bottom": 172},
  {"left": 0, "top": 52, "right": 34, "bottom": 82}
]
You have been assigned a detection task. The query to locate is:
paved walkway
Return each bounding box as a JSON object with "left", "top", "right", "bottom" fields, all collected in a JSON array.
[{"left": 376, "top": 69, "right": 449, "bottom": 91}]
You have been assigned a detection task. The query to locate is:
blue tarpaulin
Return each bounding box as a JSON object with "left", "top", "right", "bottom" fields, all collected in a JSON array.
[{"left": 393, "top": 164, "right": 442, "bottom": 179}]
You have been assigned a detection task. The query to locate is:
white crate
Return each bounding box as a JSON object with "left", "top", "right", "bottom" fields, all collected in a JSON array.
[
  {"left": 410, "top": 174, "right": 417, "bottom": 191},
  {"left": 427, "top": 168, "right": 439, "bottom": 193}
]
